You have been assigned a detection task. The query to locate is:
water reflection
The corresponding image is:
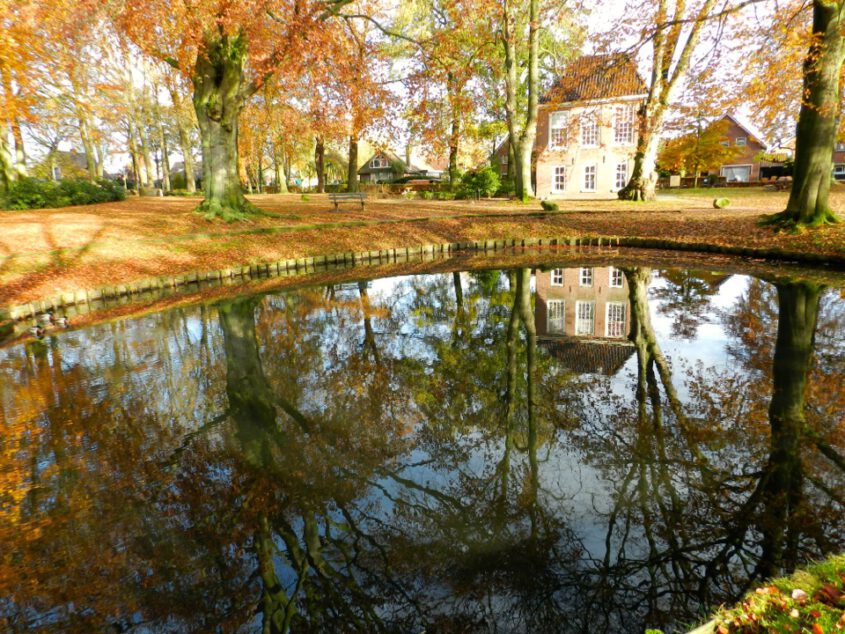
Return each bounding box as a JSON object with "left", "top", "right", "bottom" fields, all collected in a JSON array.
[{"left": 0, "top": 264, "right": 843, "bottom": 633}]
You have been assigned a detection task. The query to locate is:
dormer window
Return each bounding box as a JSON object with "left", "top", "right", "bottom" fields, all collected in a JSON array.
[{"left": 371, "top": 157, "right": 387, "bottom": 169}]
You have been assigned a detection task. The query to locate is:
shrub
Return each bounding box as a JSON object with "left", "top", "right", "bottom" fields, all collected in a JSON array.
[
  {"left": 496, "top": 176, "right": 516, "bottom": 197},
  {"left": 420, "top": 190, "right": 434, "bottom": 200},
  {"left": 541, "top": 200, "right": 559, "bottom": 212},
  {"left": 1, "top": 177, "right": 125, "bottom": 210},
  {"left": 459, "top": 167, "right": 500, "bottom": 199},
  {"left": 301, "top": 194, "right": 310, "bottom": 201},
  {"left": 437, "top": 191, "right": 456, "bottom": 201},
  {"left": 713, "top": 197, "right": 731, "bottom": 209}
]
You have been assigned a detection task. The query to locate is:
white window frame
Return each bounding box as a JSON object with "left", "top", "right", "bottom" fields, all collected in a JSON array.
[
  {"left": 836, "top": 142, "right": 845, "bottom": 152},
  {"left": 580, "top": 114, "right": 598, "bottom": 147},
  {"left": 371, "top": 157, "right": 386, "bottom": 169},
  {"left": 551, "top": 269, "right": 564, "bottom": 286},
  {"left": 614, "top": 104, "right": 635, "bottom": 145},
  {"left": 583, "top": 164, "right": 597, "bottom": 192},
  {"left": 579, "top": 267, "right": 593, "bottom": 287},
  {"left": 552, "top": 166, "right": 567, "bottom": 193},
  {"left": 550, "top": 111, "right": 568, "bottom": 149},
  {"left": 605, "top": 302, "right": 627, "bottom": 338},
  {"left": 608, "top": 267, "right": 623, "bottom": 288},
  {"left": 575, "top": 301, "right": 595, "bottom": 336},
  {"left": 547, "top": 300, "right": 565, "bottom": 334},
  {"left": 736, "top": 137, "right": 747, "bottom": 147},
  {"left": 615, "top": 162, "right": 628, "bottom": 191}
]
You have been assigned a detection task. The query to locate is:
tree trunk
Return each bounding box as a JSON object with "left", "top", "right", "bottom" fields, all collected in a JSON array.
[
  {"left": 501, "top": 0, "right": 539, "bottom": 200},
  {"left": 10, "top": 118, "right": 27, "bottom": 178},
  {"left": 618, "top": 116, "right": 660, "bottom": 201},
  {"left": 79, "top": 116, "right": 98, "bottom": 181},
  {"left": 169, "top": 83, "right": 197, "bottom": 193},
  {"left": 315, "top": 137, "right": 325, "bottom": 193},
  {"left": 777, "top": 0, "right": 845, "bottom": 227},
  {"left": 0, "top": 122, "right": 12, "bottom": 190},
  {"left": 347, "top": 134, "right": 358, "bottom": 192},
  {"left": 178, "top": 125, "right": 196, "bottom": 193},
  {"left": 273, "top": 140, "right": 288, "bottom": 193},
  {"left": 192, "top": 34, "right": 252, "bottom": 219},
  {"left": 137, "top": 118, "right": 155, "bottom": 187},
  {"left": 448, "top": 72, "right": 461, "bottom": 189},
  {"left": 127, "top": 120, "right": 142, "bottom": 189}
]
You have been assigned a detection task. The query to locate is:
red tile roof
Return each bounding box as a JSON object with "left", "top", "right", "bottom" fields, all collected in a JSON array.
[{"left": 543, "top": 54, "right": 647, "bottom": 104}]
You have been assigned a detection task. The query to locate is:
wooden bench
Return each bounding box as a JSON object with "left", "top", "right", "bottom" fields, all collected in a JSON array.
[{"left": 329, "top": 192, "right": 367, "bottom": 211}]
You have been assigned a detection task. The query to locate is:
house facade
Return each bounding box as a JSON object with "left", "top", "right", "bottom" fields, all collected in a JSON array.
[
  {"left": 535, "top": 265, "right": 634, "bottom": 375},
  {"left": 358, "top": 149, "right": 444, "bottom": 184},
  {"left": 535, "top": 55, "right": 647, "bottom": 200},
  {"left": 716, "top": 114, "right": 770, "bottom": 183}
]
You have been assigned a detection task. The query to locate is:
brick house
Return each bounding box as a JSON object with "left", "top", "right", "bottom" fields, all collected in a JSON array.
[
  {"left": 716, "top": 114, "right": 771, "bottom": 183},
  {"left": 535, "top": 54, "right": 647, "bottom": 200},
  {"left": 535, "top": 266, "right": 634, "bottom": 375}
]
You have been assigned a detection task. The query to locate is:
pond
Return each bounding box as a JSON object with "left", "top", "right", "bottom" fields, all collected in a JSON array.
[{"left": 1, "top": 259, "right": 843, "bottom": 633}]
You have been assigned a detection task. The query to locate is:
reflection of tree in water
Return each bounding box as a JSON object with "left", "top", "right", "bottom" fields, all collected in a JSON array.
[
  {"left": 1, "top": 269, "right": 844, "bottom": 633},
  {"left": 567, "top": 269, "right": 845, "bottom": 632},
  {"left": 652, "top": 269, "right": 730, "bottom": 340}
]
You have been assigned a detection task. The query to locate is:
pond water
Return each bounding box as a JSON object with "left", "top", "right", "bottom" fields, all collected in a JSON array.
[{"left": 1, "top": 261, "right": 843, "bottom": 633}]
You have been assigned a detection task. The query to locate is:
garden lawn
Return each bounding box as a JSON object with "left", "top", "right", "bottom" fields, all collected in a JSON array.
[{"left": 1, "top": 187, "right": 845, "bottom": 308}]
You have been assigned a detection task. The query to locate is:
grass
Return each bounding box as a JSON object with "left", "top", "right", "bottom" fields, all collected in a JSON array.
[
  {"left": 703, "top": 555, "right": 845, "bottom": 633},
  {"left": 0, "top": 187, "right": 844, "bottom": 308}
]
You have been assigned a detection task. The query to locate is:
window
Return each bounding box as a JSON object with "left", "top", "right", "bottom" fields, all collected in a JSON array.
[
  {"left": 500, "top": 153, "right": 508, "bottom": 164},
  {"left": 583, "top": 164, "right": 597, "bottom": 192},
  {"left": 720, "top": 141, "right": 730, "bottom": 147},
  {"left": 553, "top": 166, "right": 567, "bottom": 192},
  {"left": 606, "top": 302, "right": 627, "bottom": 338},
  {"left": 575, "top": 301, "right": 595, "bottom": 335},
  {"left": 836, "top": 142, "right": 845, "bottom": 151},
  {"left": 736, "top": 137, "right": 747, "bottom": 147},
  {"left": 550, "top": 112, "right": 568, "bottom": 149},
  {"left": 551, "top": 269, "right": 564, "bottom": 286},
  {"left": 614, "top": 105, "right": 635, "bottom": 144},
  {"left": 615, "top": 162, "right": 628, "bottom": 190},
  {"left": 547, "top": 300, "right": 565, "bottom": 334},
  {"left": 609, "top": 267, "right": 623, "bottom": 288},
  {"left": 580, "top": 114, "right": 598, "bottom": 146},
  {"left": 580, "top": 267, "right": 593, "bottom": 287},
  {"left": 370, "top": 157, "right": 386, "bottom": 168}
]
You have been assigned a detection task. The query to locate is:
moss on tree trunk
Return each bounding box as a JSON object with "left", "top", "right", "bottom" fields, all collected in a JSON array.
[{"left": 192, "top": 34, "right": 255, "bottom": 220}]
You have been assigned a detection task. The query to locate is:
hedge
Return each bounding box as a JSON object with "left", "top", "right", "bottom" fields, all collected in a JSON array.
[{"left": 1, "top": 177, "right": 126, "bottom": 210}]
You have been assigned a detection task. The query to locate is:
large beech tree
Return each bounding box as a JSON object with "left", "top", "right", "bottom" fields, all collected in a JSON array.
[
  {"left": 765, "top": 0, "right": 845, "bottom": 228},
  {"left": 111, "top": 0, "right": 348, "bottom": 219}
]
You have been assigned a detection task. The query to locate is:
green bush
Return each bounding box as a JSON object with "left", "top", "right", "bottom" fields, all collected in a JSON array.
[
  {"left": 301, "top": 194, "right": 310, "bottom": 201},
  {"left": 437, "top": 191, "right": 456, "bottom": 201},
  {"left": 541, "top": 200, "right": 559, "bottom": 212},
  {"left": 1, "top": 177, "right": 125, "bottom": 210},
  {"left": 170, "top": 173, "right": 187, "bottom": 190},
  {"left": 459, "top": 167, "right": 500, "bottom": 199},
  {"left": 713, "top": 197, "right": 731, "bottom": 209},
  {"left": 419, "top": 190, "right": 434, "bottom": 200},
  {"left": 496, "top": 176, "right": 516, "bottom": 197}
]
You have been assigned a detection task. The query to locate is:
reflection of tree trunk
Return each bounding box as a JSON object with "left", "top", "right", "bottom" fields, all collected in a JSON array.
[
  {"left": 358, "top": 282, "right": 379, "bottom": 364},
  {"left": 257, "top": 514, "right": 295, "bottom": 634},
  {"left": 756, "top": 282, "right": 821, "bottom": 577},
  {"left": 218, "top": 298, "right": 278, "bottom": 468}
]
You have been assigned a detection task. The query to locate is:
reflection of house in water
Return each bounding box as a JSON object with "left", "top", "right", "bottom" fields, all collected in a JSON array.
[{"left": 535, "top": 266, "right": 635, "bottom": 375}]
